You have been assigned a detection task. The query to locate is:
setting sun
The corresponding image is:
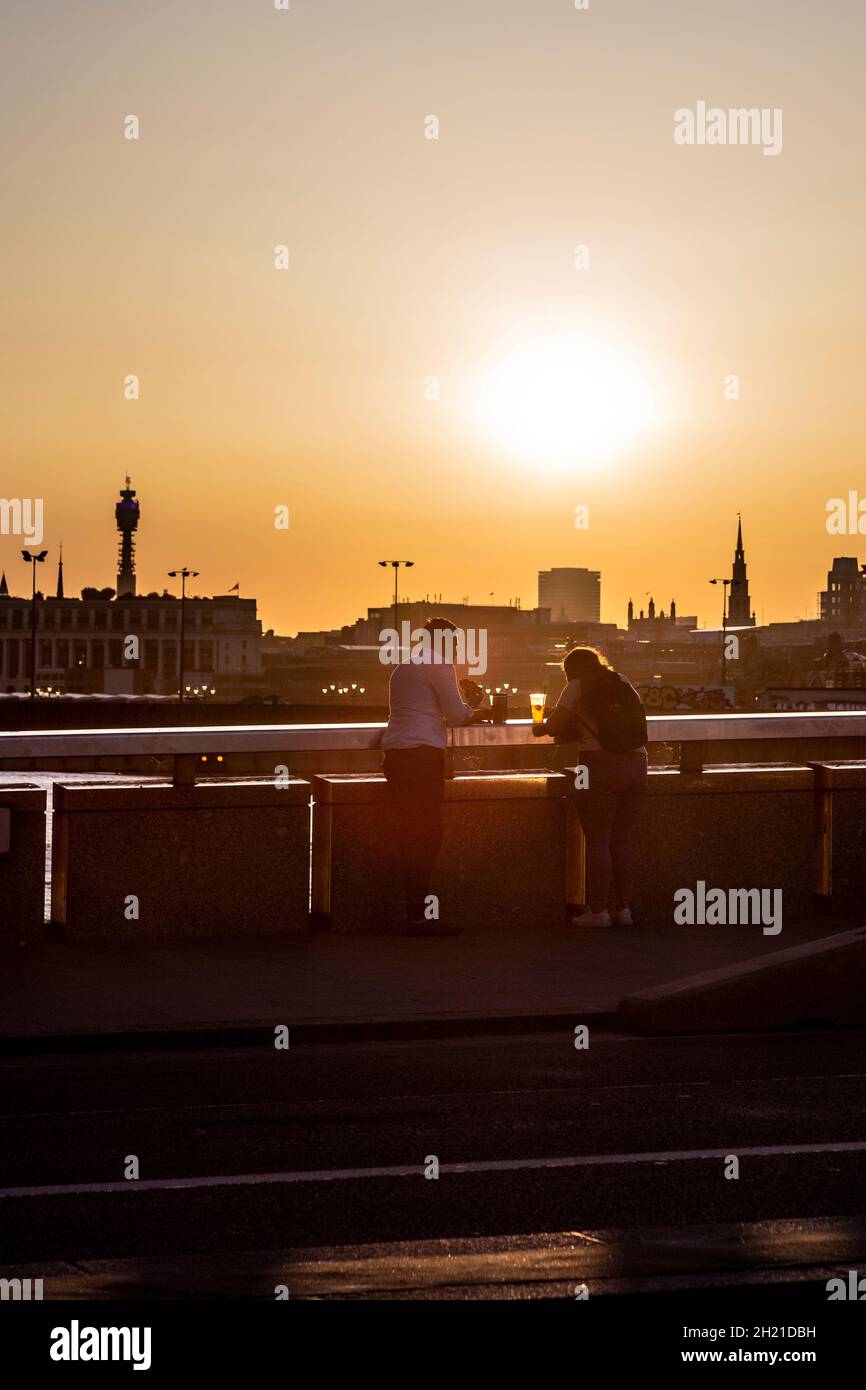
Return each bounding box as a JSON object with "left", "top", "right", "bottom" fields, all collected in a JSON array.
[{"left": 473, "top": 334, "right": 660, "bottom": 473}]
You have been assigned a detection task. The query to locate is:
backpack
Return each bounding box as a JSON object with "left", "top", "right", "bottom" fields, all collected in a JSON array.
[{"left": 572, "top": 671, "right": 647, "bottom": 752}]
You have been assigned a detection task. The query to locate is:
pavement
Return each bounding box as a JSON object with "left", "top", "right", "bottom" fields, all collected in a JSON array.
[
  {"left": 0, "top": 915, "right": 853, "bottom": 1049},
  {"left": 9, "top": 1219, "right": 866, "bottom": 1301}
]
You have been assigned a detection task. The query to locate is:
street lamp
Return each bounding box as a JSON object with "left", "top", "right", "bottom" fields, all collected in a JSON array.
[
  {"left": 378, "top": 560, "right": 414, "bottom": 635},
  {"left": 709, "top": 577, "right": 731, "bottom": 685},
  {"left": 168, "top": 567, "right": 199, "bottom": 701},
  {"left": 21, "top": 549, "right": 48, "bottom": 699}
]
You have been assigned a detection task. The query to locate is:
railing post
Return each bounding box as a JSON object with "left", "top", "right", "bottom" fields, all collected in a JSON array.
[
  {"left": 310, "top": 795, "right": 333, "bottom": 930},
  {"left": 173, "top": 754, "right": 196, "bottom": 787},
  {"left": 679, "top": 741, "right": 706, "bottom": 776},
  {"left": 810, "top": 762, "right": 833, "bottom": 907}
]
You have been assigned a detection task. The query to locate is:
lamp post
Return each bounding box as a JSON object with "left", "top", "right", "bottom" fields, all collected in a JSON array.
[
  {"left": 378, "top": 560, "right": 414, "bottom": 636},
  {"left": 168, "top": 568, "right": 199, "bottom": 701},
  {"left": 709, "top": 577, "right": 731, "bottom": 686},
  {"left": 21, "top": 549, "right": 48, "bottom": 699}
]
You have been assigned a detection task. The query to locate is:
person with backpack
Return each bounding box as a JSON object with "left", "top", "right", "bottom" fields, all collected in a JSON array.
[{"left": 534, "top": 645, "right": 648, "bottom": 926}]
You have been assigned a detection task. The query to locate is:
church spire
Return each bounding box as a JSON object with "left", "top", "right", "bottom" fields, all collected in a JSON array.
[
  {"left": 0, "top": 571, "right": 8, "bottom": 597},
  {"left": 728, "top": 514, "right": 755, "bottom": 626},
  {"left": 56, "top": 544, "right": 64, "bottom": 600}
]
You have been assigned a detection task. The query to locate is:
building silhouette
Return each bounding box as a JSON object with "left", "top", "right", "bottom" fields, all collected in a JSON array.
[
  {"left": 820, "top": 557, "right": 866, "bottom": 625},
  {"left": 728, "top": 516, "right": 756, "bottom": 626},
  {"left": 537, "top": 567, "right": 600, "bottom": 623},
  {"left": 627, "top": 596, "right": 697, "bottom": 636},
  {"left": 0, "top": 483, "right": 262, "bottom": 698}
]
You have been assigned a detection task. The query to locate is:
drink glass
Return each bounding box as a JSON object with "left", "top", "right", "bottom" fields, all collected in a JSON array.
[{"left": 530, "top": 693, "right": 546, "bottom": 724}]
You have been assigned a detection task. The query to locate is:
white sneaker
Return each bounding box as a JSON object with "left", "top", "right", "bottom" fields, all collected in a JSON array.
[
  {"left": 570, "top": 909, "right": 611, "bottom": 926},
  {"left": 611, "top": 908, "right": 633, "bottom": 926}
]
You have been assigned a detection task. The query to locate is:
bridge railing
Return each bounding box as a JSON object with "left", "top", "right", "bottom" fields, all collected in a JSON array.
[
  {"left": 1, "top": 710, "right": 866, "bottom": 780},
  {"left": 1, "top": 712, "right": 865, "bottom": 939}
]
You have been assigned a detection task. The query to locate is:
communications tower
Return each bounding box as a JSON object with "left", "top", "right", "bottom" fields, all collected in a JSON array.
[{"left": 115, "top": 477, "right": 140, "bottom": 597}]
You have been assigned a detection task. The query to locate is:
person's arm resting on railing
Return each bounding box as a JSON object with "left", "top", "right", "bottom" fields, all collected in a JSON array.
[
  {"left": 533, "top": 678, "right": 581, "bottom": 738},
  {"left": 433, "top": 666, "right": 487, "bottom": 725}
]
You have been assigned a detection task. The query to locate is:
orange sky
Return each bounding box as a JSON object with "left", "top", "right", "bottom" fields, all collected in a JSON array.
[{"left": 2, "top": 0, "right": 865, "bottom": 632}]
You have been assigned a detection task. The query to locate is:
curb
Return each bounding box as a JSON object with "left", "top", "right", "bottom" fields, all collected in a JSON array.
[
  {"left": 0, "top": 1008, "right": 620, "bottom": 1055},
  {"left": 621, "top": 926, "right": 866, "bottom": 1035}
]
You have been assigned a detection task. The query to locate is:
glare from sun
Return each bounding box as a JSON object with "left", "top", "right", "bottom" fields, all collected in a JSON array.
[{"left": 474, "top": 334, "right": 659, "bottom": 472}]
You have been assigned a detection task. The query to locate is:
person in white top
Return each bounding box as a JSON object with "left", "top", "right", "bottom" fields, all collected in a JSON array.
[{"left": 382, "top": 616, "right": 486, "bottom": 936}]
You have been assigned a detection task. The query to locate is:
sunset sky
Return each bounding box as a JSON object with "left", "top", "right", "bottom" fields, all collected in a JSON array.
[{"left": 2, "top": 0, "right": 865, "bottom": 633}]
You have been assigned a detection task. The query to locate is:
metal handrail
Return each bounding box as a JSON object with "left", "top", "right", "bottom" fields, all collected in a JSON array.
[{"left": 1, "top": 709, "right": 866, "bottom": 758}]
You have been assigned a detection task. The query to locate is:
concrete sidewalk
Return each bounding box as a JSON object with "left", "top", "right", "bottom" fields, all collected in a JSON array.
[{"left": 0, "top": 917, "right": 847, "bottom": 1050}]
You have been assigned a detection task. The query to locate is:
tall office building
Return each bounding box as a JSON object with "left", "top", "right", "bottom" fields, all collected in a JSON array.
[
  {"left": 820, "top": 557, "right": 866, "bottom": 624},
  {"left": 727, "top": 517, "right": 756, "bottom": 626},
  {"left": 537, "top": 567, "right": 601, "bottom": 623}
]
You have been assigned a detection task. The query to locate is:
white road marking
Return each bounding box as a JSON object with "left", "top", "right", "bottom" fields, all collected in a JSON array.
[{"left": 2, "top": 1139, "right": 866, "bottom": 1199}]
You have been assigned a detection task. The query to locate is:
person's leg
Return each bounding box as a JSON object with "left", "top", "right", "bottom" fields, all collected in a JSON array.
[
  {"left": 383, "top": 747, "right": 445, "bottom": 924},
  {"left": 383, "top": 750, "right": 414, "bottom": 914},
  {"left": 403, "top": 749, "right": 445, "bottom": 920},
  {"left": 574, "top": 753, "right": 619, "bottom": 914},
  {"left": 610, "top": 749, "right": 648, "bottom": 912}
]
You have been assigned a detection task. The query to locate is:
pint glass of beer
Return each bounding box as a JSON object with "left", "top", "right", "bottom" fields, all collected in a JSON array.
[{"left": 530, "top": 693, "right": 546, "bottom": 724}]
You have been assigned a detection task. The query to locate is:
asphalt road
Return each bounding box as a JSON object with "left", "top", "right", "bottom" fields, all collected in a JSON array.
[{"left": 1, "top": 1028, "right": 865, "bottom": 1296}]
